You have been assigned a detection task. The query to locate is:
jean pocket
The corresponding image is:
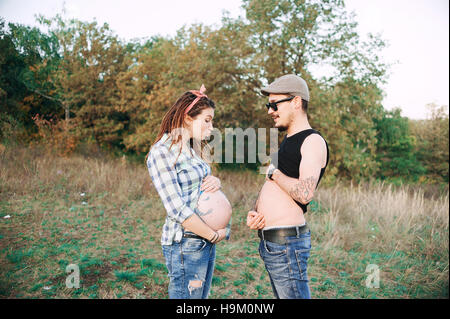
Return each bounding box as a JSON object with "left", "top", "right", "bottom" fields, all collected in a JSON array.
[
  {"left": 181, "top": 238, "right": 207, "bottom": 254},
  {"left": 263, "top": 240, "right": 287, "bottom": 255},
  {"left": 294, "top": 248, "right": 310, "bottom": 280}
]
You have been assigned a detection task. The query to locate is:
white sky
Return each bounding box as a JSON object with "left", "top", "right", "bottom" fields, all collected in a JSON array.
[{"left": 1, "top": 0, "right": 448, "bottom": 119}]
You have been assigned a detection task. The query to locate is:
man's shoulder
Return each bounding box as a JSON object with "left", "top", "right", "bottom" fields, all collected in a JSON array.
[
  {"left": 303, "top": 131, "right": 327, "bottom": 147},
  {"left": 300, "top": 131, "right": 327, "bottom": 158}
]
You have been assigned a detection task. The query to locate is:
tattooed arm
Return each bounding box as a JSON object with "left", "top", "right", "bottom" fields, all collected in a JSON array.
[
  {"left": 271, "top": 134, "right": 326, "bottom": 205},
  {"left": 287, "top": 176, "right": 319, "bottom": 204}
]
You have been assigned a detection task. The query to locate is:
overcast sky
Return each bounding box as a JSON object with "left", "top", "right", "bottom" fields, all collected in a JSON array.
[{"left": 1, "top": 0, "right": 448, "bottom": 119}]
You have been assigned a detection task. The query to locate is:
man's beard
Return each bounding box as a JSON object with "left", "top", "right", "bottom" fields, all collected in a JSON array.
[{"left": 275, "top": 116, "right": 292, "bottom": 132}]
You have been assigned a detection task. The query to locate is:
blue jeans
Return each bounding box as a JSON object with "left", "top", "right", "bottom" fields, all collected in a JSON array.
[
  {"left": 259, "top": 230, "right": 312, "bottom": 299},
  {"left": 162, "top": 236, "right": 215, "bottom": 299}
]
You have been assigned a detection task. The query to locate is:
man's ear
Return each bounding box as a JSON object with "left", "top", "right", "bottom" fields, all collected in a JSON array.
[{"left": 293, "top": 96, "right": 303, "bottom": 110}]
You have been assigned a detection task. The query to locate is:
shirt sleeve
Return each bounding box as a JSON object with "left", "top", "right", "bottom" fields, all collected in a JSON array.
[{"left": 147, "top": 144, "right": 195, "bottom": 225}]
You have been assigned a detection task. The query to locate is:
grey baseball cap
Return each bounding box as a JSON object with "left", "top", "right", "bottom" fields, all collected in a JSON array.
[{"left": 261, "top": 74, "right": 309, "bottom": 101}]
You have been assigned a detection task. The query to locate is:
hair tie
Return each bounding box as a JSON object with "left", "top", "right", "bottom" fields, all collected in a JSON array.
[{"left": 184, "top": 84, "right": 208, "bottom": 115}]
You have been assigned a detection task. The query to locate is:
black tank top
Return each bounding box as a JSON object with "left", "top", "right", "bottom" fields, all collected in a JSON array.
[{"left": 272, "top": 129, "right": 329, "bottom": 213}]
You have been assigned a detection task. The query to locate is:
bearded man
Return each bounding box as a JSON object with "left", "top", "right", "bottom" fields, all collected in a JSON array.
[{"left": 247, "top": 74, "right": 329, "bottom": 299}]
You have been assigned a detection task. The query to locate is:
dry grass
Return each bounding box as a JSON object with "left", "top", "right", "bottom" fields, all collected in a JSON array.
[
  {"left": 0, "top": 145, "right": 448, "bottom": 298},
  {"left": 309, "top": 182, "right": 449, "bottom": 298}
]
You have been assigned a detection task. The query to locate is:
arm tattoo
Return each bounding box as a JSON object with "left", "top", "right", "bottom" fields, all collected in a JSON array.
[{"left": 288, "top": 176, "right": 318, "bottom": 204}]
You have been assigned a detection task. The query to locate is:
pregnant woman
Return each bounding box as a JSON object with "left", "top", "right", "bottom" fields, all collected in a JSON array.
[{"left": 146, "top": 85, "right": 232, "bottom": 299}]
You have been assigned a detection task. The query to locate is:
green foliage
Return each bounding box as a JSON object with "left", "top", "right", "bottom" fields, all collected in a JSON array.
[
  {"left": 410, "top": 104, "right": 449, "bottom": 184},
  {"left": 0, "top": 18, "right": 61, "bottom": 130},
  {"left": 0, "top": 1, "right": 446, "bottom": 183},
  {"left": 375, "top": 108, "right": 426, "bottom": 181},
  {"left": 45, "top": 16, "right": 132, "bottom": 148},
  {"left": 0, "top": 18, "right": 30, "bottom": 125},
  {"left": 0, "top": 113, "right": 27, "bottom": 144},
  {"left": 114, "top": 271, "right": 138, "bottom": 282}
]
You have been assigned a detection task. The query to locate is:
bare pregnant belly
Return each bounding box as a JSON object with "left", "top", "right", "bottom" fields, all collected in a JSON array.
[
  {"left": 197, "top": 190, "right": 232, "bottom": 230},
  {"left": 257, "top": 180, "right": 305, "bottom": 227}
]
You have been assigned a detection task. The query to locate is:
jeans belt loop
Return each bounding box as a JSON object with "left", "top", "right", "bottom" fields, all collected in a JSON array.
[{"left": 296, "top": 226, "right": 300, "bottom": 238}]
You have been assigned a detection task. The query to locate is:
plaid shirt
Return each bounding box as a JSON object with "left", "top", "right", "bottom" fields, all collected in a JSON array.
[{"left": 147, "top": 133, "right": 231, "bottom": 245}]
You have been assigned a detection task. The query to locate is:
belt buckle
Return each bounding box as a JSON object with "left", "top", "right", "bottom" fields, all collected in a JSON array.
[
  {"left": 258, "top": 229, "right": 265, "bottom": 241},
  {"left": 183, "top": 231, "right": 196, "bottom": 238},
  {"left": 295, "top": 224, "right": 308, "bottom": 237}
]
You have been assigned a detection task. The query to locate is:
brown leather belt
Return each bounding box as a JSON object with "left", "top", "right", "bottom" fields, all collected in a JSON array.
[
  {"left": 258, "top": 224, "right": 310, "bottom": 245},
  {"left": 183, "top": 231, "right": 204, "bottom": 240}
]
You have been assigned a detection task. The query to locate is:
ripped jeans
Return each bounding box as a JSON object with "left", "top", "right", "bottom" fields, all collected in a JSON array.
[{"left": 162, "top": 237, "right": 215, "bottom": 299}]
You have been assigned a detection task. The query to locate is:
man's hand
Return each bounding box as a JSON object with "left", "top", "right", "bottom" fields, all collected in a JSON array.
[
  {"left": 264, "top": 164, "right": 277, "bottom": 181},
  {"left": 246, "top": 210, "right": 265, "bottom": 230}
]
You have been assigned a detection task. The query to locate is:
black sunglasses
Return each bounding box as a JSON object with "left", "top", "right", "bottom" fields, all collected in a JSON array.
[{"left": 265, "top": 97, "right": 294, "bottom": 111}]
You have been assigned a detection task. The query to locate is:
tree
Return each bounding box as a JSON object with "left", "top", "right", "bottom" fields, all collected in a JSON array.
[
  {"left": 8, "top": 21, "right": 62, "bottom": 119},
  {"left": 2, "top": 2, "right": 396, "bottom": 181},
  {"left": 122, "top": 19, "right": 269, "bottom": 155},
  {"left": 0, "top": 18, "right": 27, "bottom": 123},
  {"left": 0, "top": 18, "right": 61, "bottom": 143},
  {"left": 375, "top": 108, "right": 425, "bottom": 181},
  {"left": 40, "top": 15, "right": 131, "bottom": 149},
  {"left": 410, "top": 104, "right": 449, "bottom": 183},
  {"left": 240, "top": 0, "right": 389, "bottom": 180}
]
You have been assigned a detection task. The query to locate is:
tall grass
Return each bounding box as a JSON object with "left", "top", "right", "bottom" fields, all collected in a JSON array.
[
  {"left": 0, "top": 145, "right": 448, "bottom": 298},
  {"left": 311, "top": 182, "right": 448, "bottom": 298}
]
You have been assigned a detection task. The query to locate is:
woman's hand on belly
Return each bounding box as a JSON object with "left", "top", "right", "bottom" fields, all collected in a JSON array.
[
  {"left": 215, "top": 228, "right": 227, "bottom": 243},
  {"left": 200, "top": 175, "right": 221, "bottom": 193}
]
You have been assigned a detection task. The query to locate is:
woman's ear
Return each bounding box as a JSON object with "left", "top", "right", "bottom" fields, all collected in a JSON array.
[
  {"left": 183, "top": 115, "right": 194, "bottom": 128},
  {"left": 184, "top": 115, "right": 193, "bottom": 127}
]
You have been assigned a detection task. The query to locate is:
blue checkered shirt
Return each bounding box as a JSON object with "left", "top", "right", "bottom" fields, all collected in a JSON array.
[{"left": 147, "top": 134, "right": 230, "bottom": 245}]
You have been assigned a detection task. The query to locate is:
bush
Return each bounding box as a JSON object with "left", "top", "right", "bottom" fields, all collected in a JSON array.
[{"left": 31, "top": 114, "right": 80, "bottom": 157}]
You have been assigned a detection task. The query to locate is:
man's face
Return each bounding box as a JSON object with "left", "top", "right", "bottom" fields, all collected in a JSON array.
[{"left": 267, "top": 94, "right": 294, "bottom": 131}]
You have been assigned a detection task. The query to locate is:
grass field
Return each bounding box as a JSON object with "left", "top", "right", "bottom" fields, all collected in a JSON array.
[{"left": 0, "top": 145, "right": 448, "bottom": 299}]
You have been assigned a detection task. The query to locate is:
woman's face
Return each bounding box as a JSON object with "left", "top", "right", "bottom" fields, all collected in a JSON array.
[{"left": 186, "top": 107, "right": 214, "bottom": 140}]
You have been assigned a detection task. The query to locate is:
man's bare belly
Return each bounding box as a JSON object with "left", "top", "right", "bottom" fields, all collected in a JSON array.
[{"left": 256, "top": 180, "right": 305, "bottom": 227}]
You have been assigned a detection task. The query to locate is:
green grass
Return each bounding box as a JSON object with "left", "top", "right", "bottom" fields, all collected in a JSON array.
[{"left": 0, "top": 145, "right": 448, "bottom": 298}]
